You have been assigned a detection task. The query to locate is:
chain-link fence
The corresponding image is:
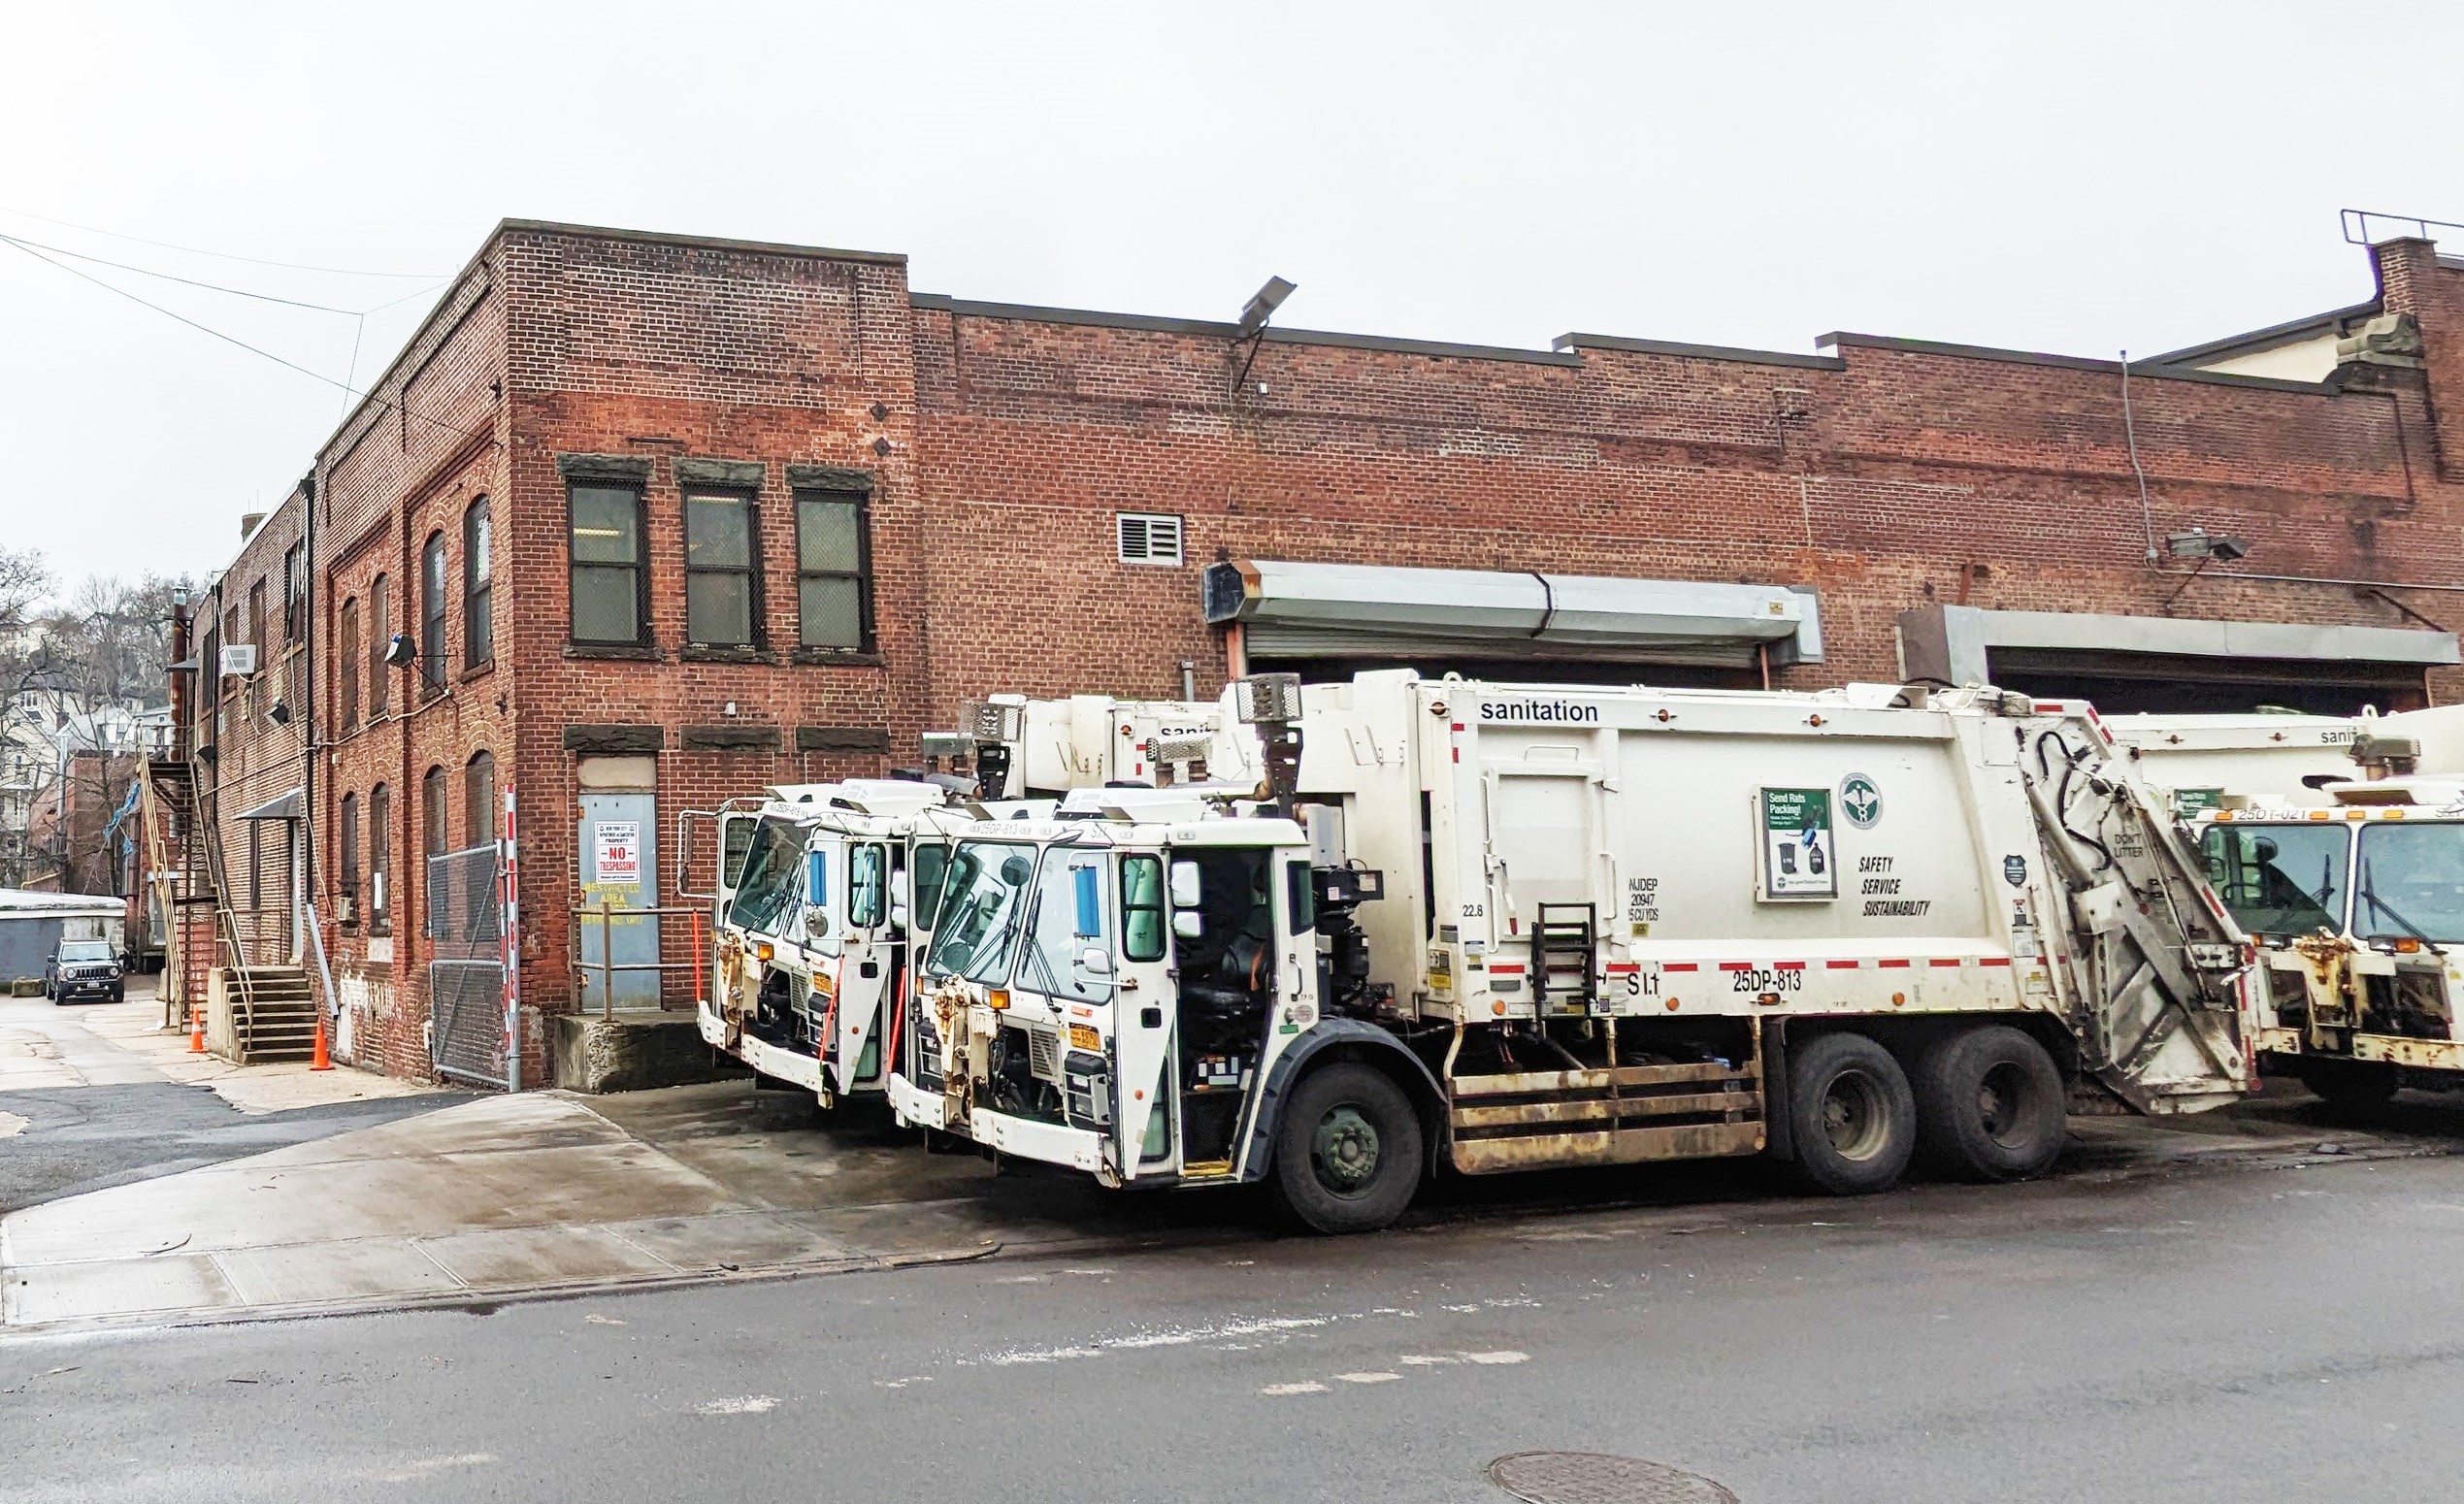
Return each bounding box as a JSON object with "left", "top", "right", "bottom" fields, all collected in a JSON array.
[{"left": 427, "top": 842, "right": 509, "bottom": 1087}]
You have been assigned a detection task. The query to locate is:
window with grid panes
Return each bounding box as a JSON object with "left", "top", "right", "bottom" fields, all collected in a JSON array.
[
  {"left": 569, "top": 485, "right": 645, "bottom": 643},
  {"left": 684, "top": 489, "right": 757, "bottom": 646},
  {"left": 795, "top": 490, "right": 871, "bottom": 650}
]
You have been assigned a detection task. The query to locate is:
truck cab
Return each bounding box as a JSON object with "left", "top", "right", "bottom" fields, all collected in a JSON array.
[
  {"left": 890, "top": 793, "right": 1328, "bottom": 1192},
  {"left": 2199, "top": 776, "right": 2464, "bottom": 1110},
  {"left": 702, "top": 780, "right": 970, "bottom": 1104}
]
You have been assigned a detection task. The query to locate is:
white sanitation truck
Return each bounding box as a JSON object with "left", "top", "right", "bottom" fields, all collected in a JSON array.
[
  {"left": 2194, "top": 706, "right": 2464, "bottom": 1113},
  {"left": 2106, "top": 712, "right": 2361, "bottom": 813},
  {"left": 696, "top": 695, "right": 1246, "bottom": 1107},
  {"left": 888, "top": 671, "right": 2251, "bottom": 1233}
]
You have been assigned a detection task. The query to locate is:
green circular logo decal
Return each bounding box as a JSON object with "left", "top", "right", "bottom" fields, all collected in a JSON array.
[{"left": 1839, "top": 774, "right": 1883, "bottom": 830}]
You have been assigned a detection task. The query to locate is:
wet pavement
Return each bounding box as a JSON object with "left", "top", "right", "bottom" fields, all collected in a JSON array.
[
  {"left": 0, "top": 986, "right": 460, "bottom": 1214},
  {"left": 7, "top": 1138, "right": 2464, "bottom": 1503},
  {"left": 7, "top": 1060, "right": 2457, "bottom": 1334}
]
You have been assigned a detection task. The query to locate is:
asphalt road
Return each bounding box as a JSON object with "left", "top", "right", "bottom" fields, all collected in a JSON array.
[{"left": 8, "top": 1147, "right": 2463, "bottom": 1503}]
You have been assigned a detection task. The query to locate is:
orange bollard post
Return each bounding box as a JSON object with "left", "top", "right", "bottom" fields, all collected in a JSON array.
[
  {"left": 310, "top": 1006, "right": 332, "bottom": 1071},
  {"left": 187, "top": 997, "right": 205, "bottom": 1054}
]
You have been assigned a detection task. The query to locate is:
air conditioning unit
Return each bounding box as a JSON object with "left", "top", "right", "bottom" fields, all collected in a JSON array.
[
  {"left": 337, "top": 895, "right": 357, "bottom": 925},
  {"left": 219, "top": 643, "right": 258, "bottom": 677}
]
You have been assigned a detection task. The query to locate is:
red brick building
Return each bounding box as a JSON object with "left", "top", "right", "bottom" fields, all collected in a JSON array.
[{"left": 193, "top": 218, "right": 2464, "bottom": 1088}]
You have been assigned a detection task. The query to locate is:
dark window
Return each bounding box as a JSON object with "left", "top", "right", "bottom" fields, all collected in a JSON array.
[
  {"left": 368, "top": 783, "right": 391, "bottom": 934},
  {"left": 463, "top": 499, "right": 492, "bottom": 669},
  {"left": 465, "top": 750, "right": 496, "bottom": 849},
  {"left": 684, "top": 489, "right": 756, "bottom": 646},
  {"left": 419, "top": 533, "right": 446, "bottom": 694},
  {"left": 282, "top": 542, "right": 304, "bottom": 643},
  {"left": 339, "top": 793, "right": 359, "bottom": 924},
  {"left": 422, "top": 765, "right": 448, "bottom": 859},
  {"left": 795, "top": 490, "right": 871, "bottom": 650},
  {"left": 338, "top": 601, "right": 359, "bottom": 734},
  {"left": 368, "top": 573, "right": 389, "bottom": 717},
  {"left": 570, "top": 484, "right": 645, "bottom": 644}
]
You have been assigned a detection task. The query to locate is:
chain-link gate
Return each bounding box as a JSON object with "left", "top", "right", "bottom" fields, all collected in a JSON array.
[{"left": 428, "top": 841, "right": 509, "bottom": 1087}]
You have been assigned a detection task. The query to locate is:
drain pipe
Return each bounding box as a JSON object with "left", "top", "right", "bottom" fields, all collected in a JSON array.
[{"left": 2119, "top": 350, "right": 2158, "bottom": 564}]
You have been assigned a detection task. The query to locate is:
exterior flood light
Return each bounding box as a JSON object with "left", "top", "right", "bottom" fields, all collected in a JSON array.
[
  {"left": 2166, "top": 529, "right": 2250, "bottom": 563},
  {"left": 1236, "top": 277, "right": 1296, "bottom": 340}
]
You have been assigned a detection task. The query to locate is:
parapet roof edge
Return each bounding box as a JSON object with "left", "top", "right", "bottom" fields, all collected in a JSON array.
[
  {"left": 493, "top": 217, "right": 908, "bottom": 267},
  {"left": 2145, "top": 300, "right": 2382, "bottom": 368},
  {"left": 1817, "top": 331, "right": 2339, "bottom": 395},
  {"left": 1553, "top": 332, "right": 1844, "bottom": 371},
  {"left": 909, "top": 293, "right": 1581, "bottom": 366}
]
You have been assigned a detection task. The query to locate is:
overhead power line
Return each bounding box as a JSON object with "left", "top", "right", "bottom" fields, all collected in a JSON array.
[
  {"left": 0, "top": 231, "right": 411, "bottom": 315},
  {"left": 0, "top": 237, "right": 485, "bottom": 444},
  {"left": 0, "top": 204, "right": 445, "bottom": 278}
]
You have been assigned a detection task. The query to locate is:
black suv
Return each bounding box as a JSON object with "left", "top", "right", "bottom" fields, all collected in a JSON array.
[{"left": 46, "top": 937, "right": 124, "bottom": 1003}]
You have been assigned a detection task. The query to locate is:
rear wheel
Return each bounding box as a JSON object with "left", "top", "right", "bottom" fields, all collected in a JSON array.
[
  {"left": 1273, "top": 1062, "right": 1424, "bottom": 1234},
  {"left": 1914, "top": 1025, "right": 2067, "bottom": 1182},
  {"left": 1787, "top": 1031, "right": 1916, "bottom": 1195},
  {"left": 2299, "top": 1059, "right": 2397, "bottom": 1119}
]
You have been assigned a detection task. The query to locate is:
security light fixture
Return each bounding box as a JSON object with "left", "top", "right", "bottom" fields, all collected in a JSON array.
[
  {"left": 268, "top": 700, "right": 291, "bottom": 725},
  {"left": 1235, "top": 276, "right": 1296, "bottom": 340},
  {"left": 2165, "top": 529, "right": 2250, "bottom": 563},
  {"left": 382, "top": 633, "right": 416, "bottom": 668}
]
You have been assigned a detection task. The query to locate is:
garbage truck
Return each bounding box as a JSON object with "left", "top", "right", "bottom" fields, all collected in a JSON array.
[
  {"left": 2194, "top": 706, "right": 2464, "bottom": 1114},
  {"left": 2107, "top": 711, "right": 2360, "bottom": 813},
  {"left": 695, "top": 693, "right": 1248, "bottom": 1105},
  {"left": 888, "top": 670, "right": 2252, "bottom": 1232}
]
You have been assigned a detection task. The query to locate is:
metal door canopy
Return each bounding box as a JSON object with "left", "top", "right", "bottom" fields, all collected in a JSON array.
[{"left": 1204, "top": 559, "right": 1822, "bottom": 668}]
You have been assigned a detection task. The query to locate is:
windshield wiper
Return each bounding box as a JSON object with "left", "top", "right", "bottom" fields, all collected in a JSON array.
[{"left": 2359, "top": 866, "right": 2448, "bottom": 956}]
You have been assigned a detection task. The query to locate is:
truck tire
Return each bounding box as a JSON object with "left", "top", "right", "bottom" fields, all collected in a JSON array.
[
  {"left": 1787, "top": 1032, "right": 1916, "bottom": 1195},
  {"left": 2298, "top": 1059, "right": 2397, "bottom": 1118},
  {"left": 1914, "top": 1025, "right": 2066, "bottom": 1182},
  {"left": 1272, "top": 1062, "right": 1424, "bottom": 1234}
]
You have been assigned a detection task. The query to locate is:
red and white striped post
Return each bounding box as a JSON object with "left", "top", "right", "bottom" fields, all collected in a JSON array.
[{"left": 501, "top": 789, "right": 523, "bottom": 1092}]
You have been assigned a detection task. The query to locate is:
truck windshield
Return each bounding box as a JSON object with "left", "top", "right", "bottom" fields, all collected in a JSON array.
[
  {"left": 927, "top": 841, "right": 1037, "bottom": 984},
  {"left": 2201, "top": 823, "right": 2347, "bottom": 936},
  {"left": 58, "top": 939, "right": 113, "bottom": 963},
  {"left": 728, "top": 819, "right": 806, "bottom": 937},
  {"left": 2355, "top": 824, "right": 2464, "bottom": 945}
]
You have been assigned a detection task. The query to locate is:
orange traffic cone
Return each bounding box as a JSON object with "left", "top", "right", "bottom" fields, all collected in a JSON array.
[
  {"left": 311, "top": 1007, "right": 332, "bottom": 1071},
  {"left": 187, "top": 997, "right": 205, "bottom": 1054}
]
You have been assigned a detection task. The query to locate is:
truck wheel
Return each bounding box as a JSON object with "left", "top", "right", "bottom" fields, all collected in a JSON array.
[
  {"left": 1273, "top": 1063, "right": 1423, "bottom": 1234},
  {"left": 2298, "top": 1060, "right": 2397, "bottom": 1118},
  {"left": 1787, "top": 1032, "right": 1916, "bottom": 1195},
  {"left": 1914, "top": 1025, "right": 2066, "bottom": 1182}
]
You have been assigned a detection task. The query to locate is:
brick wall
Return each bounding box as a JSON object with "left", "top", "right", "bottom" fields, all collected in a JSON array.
[{"left": 192, "top": 218, "right": 2464, "bottom": 1088}]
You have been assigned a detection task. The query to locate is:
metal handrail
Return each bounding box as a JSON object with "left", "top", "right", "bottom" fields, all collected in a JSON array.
[{"left": 570, "top": 902, "right": 707, "bottom": 1022}]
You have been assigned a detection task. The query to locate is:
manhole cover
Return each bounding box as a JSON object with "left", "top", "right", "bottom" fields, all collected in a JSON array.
[{"left": 1487, "top": 1452, "right": 1739, "bottom": 1504}]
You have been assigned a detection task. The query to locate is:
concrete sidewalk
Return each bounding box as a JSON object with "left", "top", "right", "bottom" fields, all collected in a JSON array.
[{"left": 0, "top": 1085, "right": 1187, "bottom": 1331}]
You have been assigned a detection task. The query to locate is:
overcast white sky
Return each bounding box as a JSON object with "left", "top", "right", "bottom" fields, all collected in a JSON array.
[{"left": 5, "top": 3, "right": 2458, "bottom": 592}]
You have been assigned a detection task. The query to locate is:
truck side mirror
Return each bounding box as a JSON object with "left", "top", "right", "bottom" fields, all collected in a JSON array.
[
  {"left": 1172, "top": 911, "right": 1203, "bottom": 939},
  {"left": 891, "top": 903, "right": 910, "bottom": 930},
  {"left": 1168, "top": 860, "right": 1202, "bottom": 909},
  {"left": 1077, "top": 946, "right": 1112, "bottom": 976}
]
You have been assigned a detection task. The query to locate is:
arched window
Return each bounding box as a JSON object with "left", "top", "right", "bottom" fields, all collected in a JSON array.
[
  {"left": 422, "top": 765, "right": 449, "bottom": 859},
  {"left": 339, "top": 792, "right": 360, "bottom": 925},
  {"left": 419, "top": 533, "right": 446, "bottom": 695},
  {"left": 463, "top": 499, "right": 492, "bottom": 669},
  {"left": 465, "top": 749, "right": 497, "bottom": 849},
  {"left": 368, "top": 783, "right": 392, "bottom": 934},
  {"left": 338, "top": 600, "right": 360, "bottom": 734},
  {"left": 368, "top": 573, "right": 390, "bottom": 718}
]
